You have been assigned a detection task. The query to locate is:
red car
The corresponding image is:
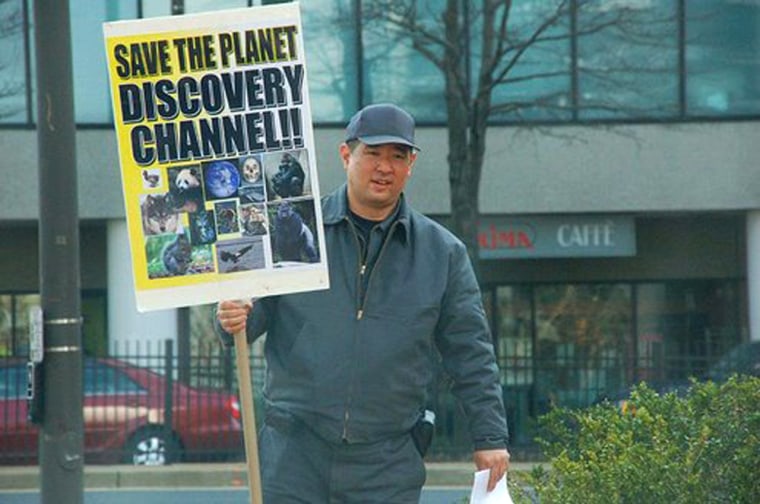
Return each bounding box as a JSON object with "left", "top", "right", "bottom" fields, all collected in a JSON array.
[{"left": 0, "top": 358, "right": 244, "bottom": 465}]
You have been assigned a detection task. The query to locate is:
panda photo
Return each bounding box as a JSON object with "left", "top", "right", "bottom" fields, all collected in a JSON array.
[{"left": 168, "top": 165, "right": 204, "bottom": 213}]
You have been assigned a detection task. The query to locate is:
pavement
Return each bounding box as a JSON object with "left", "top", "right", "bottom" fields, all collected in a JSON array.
[{"left": 0, "top": 461, "right": 543, "bottom": 491}]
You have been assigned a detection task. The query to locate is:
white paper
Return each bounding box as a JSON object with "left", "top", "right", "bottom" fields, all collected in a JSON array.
[{"left": 469, "top": 469, "right": 514, "bottom": 504}]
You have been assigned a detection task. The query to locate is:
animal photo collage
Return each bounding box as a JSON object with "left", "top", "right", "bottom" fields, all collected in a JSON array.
[{"left": 138, "top": 149, "right": 320, "bottom": 279}]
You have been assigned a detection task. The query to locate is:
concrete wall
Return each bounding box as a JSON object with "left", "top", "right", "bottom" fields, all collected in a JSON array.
[
  {"left": 0, "top": 225, "right": 107, "bottom": 291},
  {"left": 1, "top": 121, "right": 759, "bottom": 220}
]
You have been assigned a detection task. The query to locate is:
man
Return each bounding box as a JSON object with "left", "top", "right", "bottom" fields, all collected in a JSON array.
[{"left": 216, "top": 103, "right": 509, "bottom": 503}]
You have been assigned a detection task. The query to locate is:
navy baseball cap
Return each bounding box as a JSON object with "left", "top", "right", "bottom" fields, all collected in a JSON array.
[{"left": 345, "top": 103, "right": 420, "bottom": 151}]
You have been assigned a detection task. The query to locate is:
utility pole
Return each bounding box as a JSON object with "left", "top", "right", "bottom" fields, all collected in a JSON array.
[{"left": 33, "top": 0, "right": 84, "bottom": 502}]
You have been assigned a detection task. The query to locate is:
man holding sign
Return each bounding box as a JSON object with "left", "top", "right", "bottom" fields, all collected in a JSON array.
[{"left": 217, "top": 103, "right": 509, "bottom": 503}]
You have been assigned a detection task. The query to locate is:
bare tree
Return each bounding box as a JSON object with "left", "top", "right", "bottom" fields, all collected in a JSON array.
[{"left": 360, "top": 0, "right": 678, "bottom": 278}]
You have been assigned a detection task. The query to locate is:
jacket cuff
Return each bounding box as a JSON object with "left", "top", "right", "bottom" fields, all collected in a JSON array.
[
  {"left": 213, "top": 318, "right": 235, "bottom": 348},
  {"left": 473, "top": 437, "right": 509, "bottom": 451}
]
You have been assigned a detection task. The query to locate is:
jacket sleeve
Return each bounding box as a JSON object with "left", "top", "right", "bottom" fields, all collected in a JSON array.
[
  {"left": 213, "top": 297, "right": 274, "bottom": 347},
  {"left": 434, "top": 241, "right": 509, "bottom": 450}
]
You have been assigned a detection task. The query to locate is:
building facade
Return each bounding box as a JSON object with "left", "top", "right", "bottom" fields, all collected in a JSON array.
[{"left": 1, "top": 0, "right": 759, "bottom": 450}]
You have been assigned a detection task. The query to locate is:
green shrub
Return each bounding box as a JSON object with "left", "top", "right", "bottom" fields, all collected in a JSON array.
[{"left": 530, "top": 376, "right": 760, "bottom": 503}]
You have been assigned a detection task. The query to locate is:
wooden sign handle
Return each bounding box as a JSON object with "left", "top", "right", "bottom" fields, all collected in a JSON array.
[{"left": 233, "top": 330, "right": 263, "bottom": 504}]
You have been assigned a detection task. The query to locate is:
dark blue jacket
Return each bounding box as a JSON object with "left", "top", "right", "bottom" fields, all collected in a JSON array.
[{"left": 231, "top": 184, "right": 508, "bottom": 450}]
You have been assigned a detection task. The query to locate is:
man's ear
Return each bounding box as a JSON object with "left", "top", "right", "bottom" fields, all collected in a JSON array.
[
  {"left": 407, "top": 151, "right": 418, "bottom": 176},
  {"left": 339, "top": 143, "right": 352, "bottom": 168}
]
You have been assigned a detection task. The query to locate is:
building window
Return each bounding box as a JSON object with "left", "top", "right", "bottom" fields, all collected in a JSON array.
[
  {"left": 0, "top": 294, "right": 39, "bottom": 357},
  {"left": 635, "top": 280, "right": 743, "bottom": 382},
  {"left": 532, "top": 283, "right": 633, "bottom": 409},
  {"left": 301, "top": 0, "right": 360, "bottom": 122},
  {"left": 71, "top": 1, "right": 130, "bottom": 123},
  {"left": 489, "top": 0, "right": 573, "bottom": 121},
  {"left": 496, "top": 285, "right": 534, "bottom": 387},
  {"left": 577, "top": 0, "right": 679, "bottom": 119},
  {"left": 0, "top": 0, "right": 27, "bottom": 124},
  {"left": 5, "top": 1, "right": 760, "bottom": 126},
  {"left": 686, "top": 1, "right": 760, "bottom": 116},
  {"left": 184, "top": 0, "right": 252, "bottom": 14},
  {"left": 361, "top": 2, "right": 446, "bottom": 120},
  {"left": 491, "top": 278, "right": 746, "bottom": 446},
  {"left": 0, "top": 293, "right": 107, "bottom": 358},
  {"left": 495, "top": 285, "right": 534, "bottom": 444}
]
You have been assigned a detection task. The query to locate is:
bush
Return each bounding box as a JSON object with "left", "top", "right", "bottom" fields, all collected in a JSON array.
[{"left": 530, "top": 375, "right": 760, "bottom": 503}]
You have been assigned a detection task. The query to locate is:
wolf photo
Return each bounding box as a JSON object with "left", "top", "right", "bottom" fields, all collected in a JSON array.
[{"left": 140, "top": 193, "right": 180, "bottom": 236}]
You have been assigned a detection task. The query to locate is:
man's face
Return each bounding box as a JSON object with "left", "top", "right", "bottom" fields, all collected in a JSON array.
[{"left": 340, "top": 142, "right": 416, "bottom": 219}]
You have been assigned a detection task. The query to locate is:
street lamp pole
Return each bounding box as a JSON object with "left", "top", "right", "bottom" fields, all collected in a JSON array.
[{"left": 33, "top": 0, "right": 84, "bottom": 503}]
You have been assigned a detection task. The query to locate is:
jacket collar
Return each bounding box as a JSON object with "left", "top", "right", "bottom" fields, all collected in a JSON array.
[{"left": 322, "top": 184, "right": 411, "bottom": 243}]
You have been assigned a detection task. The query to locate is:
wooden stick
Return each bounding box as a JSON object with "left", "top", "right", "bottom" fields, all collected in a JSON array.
[{"left": 234, "top": 330, "right": 263, "bottom": 504}]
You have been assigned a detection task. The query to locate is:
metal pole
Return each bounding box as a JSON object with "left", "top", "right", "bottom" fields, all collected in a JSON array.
[
  {"left": 177, "top": 308, "right": 190, "bottom": 384},
  {"left": 164, "top": 339, "right": 175, "bottom": 463},
  {"left": 33, "top": 0, "right": 83, "bottom": 503}
]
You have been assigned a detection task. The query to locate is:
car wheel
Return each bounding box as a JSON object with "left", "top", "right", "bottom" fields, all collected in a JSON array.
[{"left": 124, "top": 426, "right": 181, "bottom": 466}]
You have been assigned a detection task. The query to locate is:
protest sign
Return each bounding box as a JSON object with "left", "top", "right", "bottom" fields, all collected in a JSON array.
[{"left": 103, "top": 3, "right": 328, "bottom": 312}]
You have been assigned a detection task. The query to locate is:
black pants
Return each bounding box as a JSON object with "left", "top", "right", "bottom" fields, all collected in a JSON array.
[{"left": 258, "top": 417, "right": 426, "bottom": 503}]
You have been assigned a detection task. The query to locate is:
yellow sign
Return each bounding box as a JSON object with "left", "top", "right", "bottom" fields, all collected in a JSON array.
[{"left": 103, "top": 3, "right": 328, "bottom": 312}]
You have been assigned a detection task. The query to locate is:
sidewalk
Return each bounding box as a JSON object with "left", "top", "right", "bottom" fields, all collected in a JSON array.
[{"left": 0, "top": 461, "right": 543, "bottom": 491}]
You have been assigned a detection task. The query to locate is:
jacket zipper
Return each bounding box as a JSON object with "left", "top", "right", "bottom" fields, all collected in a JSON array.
[
  {"left": 348, "top": 220, "right": 366, "bottom": 319},
  {"left": 357, "top": 264, "right": 366, "bottom": 319},
  {"left": 341, "top": 218, "right": 400, "bottom": 441},
  {"left": 359, "top": 221, "right": 399, "bottom": 316},
  {"left": 343, "top": 218, "right": 364, "bottom": 441}
]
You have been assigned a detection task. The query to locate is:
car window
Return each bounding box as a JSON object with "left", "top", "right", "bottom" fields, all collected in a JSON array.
[
  {"left": 84, "top": 361, "right": 145, "bottom": 396},
  {"left": 0, "top": 364, "right": 25, "bottom": 399},
  {"left": 708, "top": 342, "right": 760, "bottom": 381}
]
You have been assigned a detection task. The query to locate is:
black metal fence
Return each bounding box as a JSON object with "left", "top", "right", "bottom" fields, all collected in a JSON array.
[
  {"left": 0, "top": 340, "right": 251, "bottom": 466},
  {"left": 1, "top": 339, "right": 757, "bottom": 465}
]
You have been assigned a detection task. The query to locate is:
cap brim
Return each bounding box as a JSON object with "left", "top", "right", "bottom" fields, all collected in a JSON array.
[{"left": 357, "top": 135, "right": 421, "bottom": 151}]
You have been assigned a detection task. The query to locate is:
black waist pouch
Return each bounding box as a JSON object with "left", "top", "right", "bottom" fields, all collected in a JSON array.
[{"left": 411, "top": 410, "right": 436, "bottom": 457}]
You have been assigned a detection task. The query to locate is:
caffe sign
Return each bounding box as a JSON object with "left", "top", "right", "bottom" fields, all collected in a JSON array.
[{"left": 478, "top": 215, "right": 636, "bottom": 259}]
